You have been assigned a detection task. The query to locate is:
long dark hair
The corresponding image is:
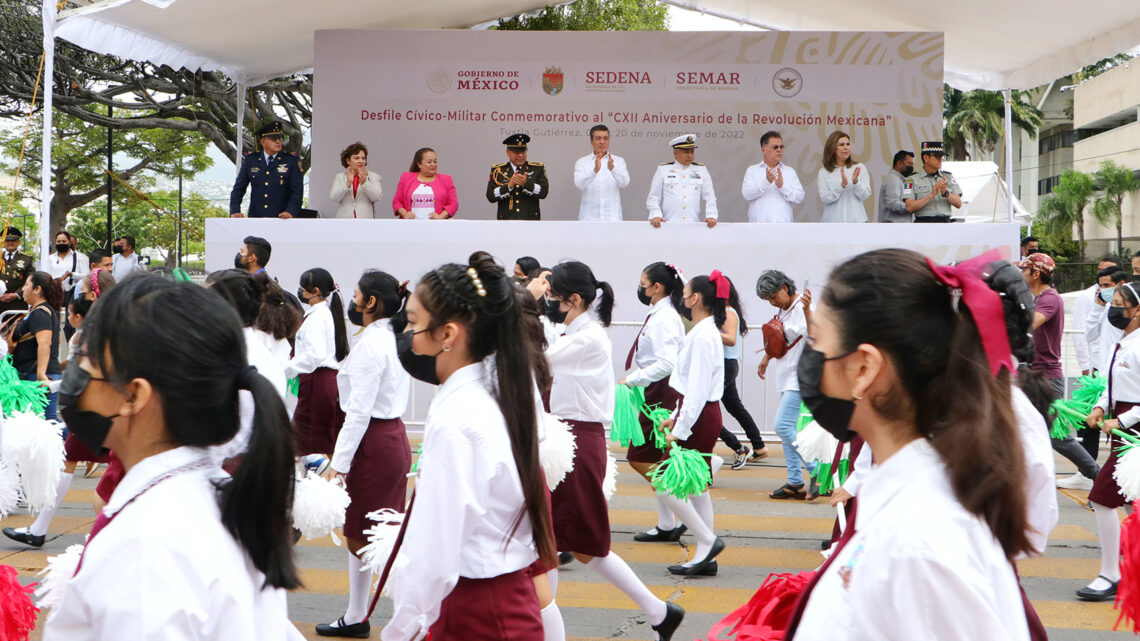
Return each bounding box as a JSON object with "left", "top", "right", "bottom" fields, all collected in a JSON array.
[
  {"left": 515, "top": 256, "right": 541, "bottom": 276},
  {"left": 548, "top": 260, "right": 614, "bottom": 327},
  {"left": 357, "top": 270, "right": 408, "bottom": 320},
  {"left": 253, "top": 272, "right": 302, "bottom": 341},
  {"left": 416, "top": 251, "right": 555, "bottom": 567},
  {"left": 643, "top": 261, "right": 685, "bottom": 314},
  {"left": 81, "top": 274, "right": 300, "bottom": 588},
  {"left": 516, "top": 287, "right": 552, "bottom": 396},
  {"left": 299, "top": 267, "right": 349, "bottom": 361},
  {"left": 688, "top": 275, "right": 728, "bottom": 329},
  {"left": 821, "top": 248, "right": 1030, "bottom": 559},
  {"left": 28, "top": 271, "right": 63, "bottom": 311},
  {"left": 206, "top": 269, "right": 260, "bottom": 327},
  {"left": 725, "top": 276, "right": 748, "bottom": 335}
]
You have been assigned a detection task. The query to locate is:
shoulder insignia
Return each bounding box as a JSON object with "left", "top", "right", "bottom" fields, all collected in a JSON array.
[
  {"left": 692, "top": 161, "right": 705, "bottom": 166},
  {"left": 529, "top": 161, "right": 543, "bottom": 167},
  {"left": 660, "top": 161, "right": 673, "bottom": 166},
  {"left": 941, "top": 170, "right": 954, "bottom": 176},
  {"left": 243, "top": 151, "right": 252, "bottom": 157}
]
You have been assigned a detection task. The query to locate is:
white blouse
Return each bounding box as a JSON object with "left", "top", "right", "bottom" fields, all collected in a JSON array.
[
  {"left": 793, "top": 439, "right": 1029, "bottom": 641},
  {"left": 625, "top": 298, "right": 685, "bottom": 387},
  {"left": 1096, "top": 328, "right": 1140, "bottom": 427},
  {"left": 383, "top": 363, "right": 538, "bottom": 641},
  {"left": 547, "top": 313, "right": 616, "bottom": 425},
  {"left": 45, "top": 447, "right": 302, "bottom": 641},
  {"left": 333, "top": 319, "right": 411, "bottom": 474},
  {"left": 817, "top": 163, "right": 872, "bottom": 223},
  {"left": 669, "top": 316, "right": 724, "bottom": 440},
  {"left": 284, "top": 300, "right": 341, "bottom": 377},
  {"left": 1011, "top": 385, "right": 1058, "bottom": 556}
]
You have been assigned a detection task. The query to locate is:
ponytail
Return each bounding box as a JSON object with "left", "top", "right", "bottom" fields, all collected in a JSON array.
[
  {"left": 549, "top": 260, "right": 614, "bottom": 327},
  {"left": 596, "top": 281, "right": 614, "bottom": 327},
  {"left": 643, "top": 261, "right": 685, "bottom": 315},
  {"left": 726, "top": 278, "right": 748, "bottom": 335}
]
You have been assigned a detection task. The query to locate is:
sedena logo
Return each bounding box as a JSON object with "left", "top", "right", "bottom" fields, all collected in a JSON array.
[{"left": 542, "top": 66, "right": 564, "bottom": 96}]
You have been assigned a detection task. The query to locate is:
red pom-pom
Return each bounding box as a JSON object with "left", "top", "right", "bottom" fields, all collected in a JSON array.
[
  {"left": 0, "top": 564, "right": 38, "bottom": 641},
  {"left": 705, "top": 571, "right": 815, "bottom": 640},
  {"left": 1116, "top": 503, "right": 1140, "bottom": 632}
]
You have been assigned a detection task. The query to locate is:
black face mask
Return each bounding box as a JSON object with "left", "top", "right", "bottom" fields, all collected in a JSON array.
[
  {"left": 296, "top": 288, "right": 310, "bottom": 304},
  {"left": 545, "top": 298, "right": 568, "bottom": 324},
  {"left": 1109, "top": 306, "right": 1132, "bottom": 331},
  {"left": 679, "top": 300, "right": 693, "bottom": 321},
  {"left": 58, "top": 366, "right": 118, "bottom": 454},
  {"left": 797, "top": 344, "right": 857, "bottom": 442},
  {"left": 346, "top": 300, "right": 364, "bottom": 326},
  {"left": 234, "top": 252, "right": 247, "bottom": 269},
  {"left": 396, "top": 329, "right": 440, "bottom": 385},
  {"left": 56, "top": 243, "right": 71, "bottom": 254},
  {"left": 112, "top": 245, "right": 124, "bottom": 255},
  {"left": 636, "top": 286, "right": 652, "bottom": 306},
  {"left": 901, "top": 166, "right": 915, "bottom": 177}
]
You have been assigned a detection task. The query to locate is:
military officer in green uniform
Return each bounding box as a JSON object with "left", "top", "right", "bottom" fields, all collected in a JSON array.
[
  {"left": 485, "top": 133, "right": 549, "bottom": 220},
  {"left": 229, "top": 121, "right": 304, "bottom": 219},
  {"left": 0, "top": 227, "right": 33, "bottom": 313},
  {"left": 902, "top": 141, "right": 963, "bottom": 223}
]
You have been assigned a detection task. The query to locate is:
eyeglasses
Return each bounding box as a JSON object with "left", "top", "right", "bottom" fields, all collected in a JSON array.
[{"left": 767, "top": 145, "right": 784, "bottom": 150}]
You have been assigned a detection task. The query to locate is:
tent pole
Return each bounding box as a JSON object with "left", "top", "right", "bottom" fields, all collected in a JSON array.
[
  {"left": 235, "top": 81, "right": 246, "bottom": 169},
  {"left": 1003, "top": 89, "right": 1015, "bottom": 223},
  {"left": 39, "top": 0, "right": 55, "bottom": 264}
]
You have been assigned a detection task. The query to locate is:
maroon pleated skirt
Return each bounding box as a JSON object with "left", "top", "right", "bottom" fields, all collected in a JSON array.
[
  {"left": 1089, "top": 401, "right": 1138, "bottom": 509},
  {"left": 291, "top": 367, "right": 345, "bottom": 456},
  {"left": 343, "top": 416, "right": 411, "bottom": 541},
  {"left": 627, "top": 377, "right": 682, "bottom": 464},
  {"left": 677, "top": 401, "right": 722, "bottom": 475},
  {"left": 428, "top": 568, "right": 543, "bottom": 641},
  {"left": 550, "top": 420, "right": 610, "bottom": 557},
  {"left": 64, "top": 433, "right": 111, "bottom": 464},
  {"left": 95, "top": 451, "right": 124, "bottom": 503}
]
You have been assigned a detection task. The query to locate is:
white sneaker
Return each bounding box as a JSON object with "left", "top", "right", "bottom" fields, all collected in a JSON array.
[
  {"left": 710, "top": 455, "right": 725, "bottom": 479},
  {"left": 1057, "top": 473, "right": 1094, "bottom": 490}
]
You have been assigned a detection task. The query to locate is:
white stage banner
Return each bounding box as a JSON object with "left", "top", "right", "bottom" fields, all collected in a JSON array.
[
  {"left": 206, "top": 220, "right": 1016, "bottom": 431},
  {"left": 311, "top": 30, "right": 943, "bottom": 222}
]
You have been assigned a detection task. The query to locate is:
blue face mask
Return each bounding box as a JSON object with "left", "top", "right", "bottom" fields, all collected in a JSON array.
[{"left": 1100, "top": 287, "right": 1116, "bottom": 304}]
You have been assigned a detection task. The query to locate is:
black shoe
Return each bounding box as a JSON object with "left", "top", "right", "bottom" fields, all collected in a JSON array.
[
  {"left": 820, "top": 539, "right": 832, "bottom": 551},
  {"left": 651, "top": 601, "right": 685, "bottom": 641},
  {"left": 558, "top": 551, "right": 574, "bottom": 566},
  {"left": 2, "top": 527, "right": 44, "bottom": 548},
  {"left": 1076, "top": 576, "right": 1118, "bottom": 602},
  {"left": 315, "top": 617, "right": 370, "bottom": 638},
  {"left": 633, "top": 524, "right": 687, "bottom": 542},
  {"left": 668, "top": 537, "right": 726, "bottom": 576}
]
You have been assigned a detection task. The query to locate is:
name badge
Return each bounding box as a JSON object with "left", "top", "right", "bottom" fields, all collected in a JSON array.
[{"left": 251, "top": 166, "right": 260, "bottom": 173}]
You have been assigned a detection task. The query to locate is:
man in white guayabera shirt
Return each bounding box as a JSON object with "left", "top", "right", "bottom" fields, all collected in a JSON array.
[
  {"left": 573, "top": 124, "right": 630, "bottom": 221},
  {"left": 741, "top": 131, "right": 804, "bottom": 223}
]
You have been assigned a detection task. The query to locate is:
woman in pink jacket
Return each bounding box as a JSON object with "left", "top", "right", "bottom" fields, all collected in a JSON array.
[{"left": 392, "top": 147, "right": 458, "bottom": 219}]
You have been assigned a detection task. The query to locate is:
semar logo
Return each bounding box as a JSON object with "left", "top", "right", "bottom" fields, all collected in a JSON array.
[
  {"left": 543, "top": 66, "right": 564, "bottom": 96},
  {"left": 773, "top": 67, "right": 803, "bottom": 98}
]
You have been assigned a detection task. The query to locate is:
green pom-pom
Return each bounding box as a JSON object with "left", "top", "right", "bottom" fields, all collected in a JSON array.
[
  {"left": 1048, "top": 374, "right": 1109, "bottom": 439},
  {"left": 795, "top": 403, "right": 814, "bottom": 432},
  {"left": 611, "top": 385, "right": 646, "bottom": 447},
  {"left": 649, "top": 442, "right": 712, "bottom": 499},
  {"left": 410, "top": 443, "right": 423, "bottom": 474},
  {"left": 286, "top": 376, "right": 299, "bottom": 398},
  {"left": 0, "top": 357, "right": 47, "bottom": 417},
  {"left": 641, "top": 404, "right": 672, "bottom": 450}
]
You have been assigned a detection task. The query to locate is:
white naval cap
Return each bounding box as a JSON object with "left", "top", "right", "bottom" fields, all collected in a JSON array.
[{"left": 670, "top": 134, "right": 698, "bottom": 149}]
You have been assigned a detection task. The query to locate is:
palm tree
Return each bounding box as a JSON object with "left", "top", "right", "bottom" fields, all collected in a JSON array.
[
  {"left": 942, "top": 88, "right": 1044, "bottom": 160},
  {"left": 1035, "top": 169, "right": 1097, "bottom": 261},
  {"left": 1093, "top": 160, "right": 1140, "bottom": 259}
]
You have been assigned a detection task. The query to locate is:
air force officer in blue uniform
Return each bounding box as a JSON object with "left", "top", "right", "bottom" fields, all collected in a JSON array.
[{"left": 230, "top": 121, "right": 304, "bottom": 219}]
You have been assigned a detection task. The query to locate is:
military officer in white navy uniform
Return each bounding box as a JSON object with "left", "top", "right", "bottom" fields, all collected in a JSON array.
[{"left": 646, "top": 134, "right": 718, "bottom": 229}]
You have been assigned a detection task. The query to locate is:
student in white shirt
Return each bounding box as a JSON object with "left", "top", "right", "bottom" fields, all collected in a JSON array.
[
  {"left": 1083, "top": 282, "right": 1140, "bottom": 603},
  {"left": 741, "top": 131, "right": 804, "bottom": 223},
  {"left": 384, "top": 252, "right": 555, "bottom": 641},
  {"left": 44, "top": 274, "right": 302, "bottom": 639},
  {"left": 656, "top": 273, "right": 729, "bottom": 577},
  {"left": 543, "top": 261, "right": 685, "bottom": 640},
  {"left": 312, "top": 271, "right": 413, "bottom": 638},
  {"left": 787, "top": 248, "right": 1032, "bottom": 641},
  {"left": 573, "top": 125, "right": 630, "bottom": 221},
  {"left": 620, "top": 261, "right": 687, "bottom": 543},
  {"left": 286, "top": 267, "right": 349, "bottom": 457},
  {"left": 816, "top": 131, "right": 872, "bottom": 223}
]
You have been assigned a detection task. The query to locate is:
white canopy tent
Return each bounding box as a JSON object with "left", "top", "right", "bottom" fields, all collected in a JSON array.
[
  {"left": 34, "top": 0, "right": 1140, "bottom": 258},
  {"left": 941, "top": 161, "right": 1031, "bottom": 224}
]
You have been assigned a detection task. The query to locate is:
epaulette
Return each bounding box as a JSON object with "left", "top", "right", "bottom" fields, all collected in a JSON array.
[
  {"left": 941, "top": 170, "right": 953, "bottom": 176},
  {"left": 243, "top": 150, "right": 253, "bottom": 157},
  {"left": 692, "top": 161, "right": 705, "bottom": 166},
  {"left": 660, "top": 161, "right": 673, "bottom": 165},
  {"left": 528, "top": 161, "right": 543, "bottom": 166}
]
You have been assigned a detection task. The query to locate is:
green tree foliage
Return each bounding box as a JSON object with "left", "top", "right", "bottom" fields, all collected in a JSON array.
[
  {"left": 495, "top": 0, "right": 669, "bottom": 31},
  {"left": 0, "top": 109, "right": 212, "bottom": 240},
  {"left": 1036, "top": 169, "right": 1098, "bottom": 261},
  {"left": 1093, "top": 160, "right": 1140, "bottom": 260},
  {"left": 68, "top": 190, "right": 226, "bottom": 263},
  {"left": 942, "top": 87, "right": 1043, "bottom": 161}
]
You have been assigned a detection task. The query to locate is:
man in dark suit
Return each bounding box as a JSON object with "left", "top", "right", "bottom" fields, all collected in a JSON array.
[
  {"left": 0, "top": 227, "right": 33, "bottom": 314},
  {"left": 229, "top": 121, "right": 304, "bottom": 219},
  {"left": 485, "top": 133, "right": 549, "bottom": 220}
]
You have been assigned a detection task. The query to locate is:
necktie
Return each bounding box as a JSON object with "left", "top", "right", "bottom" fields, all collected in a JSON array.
[
  {"left": 784, "top": 500, "right": 858, "bottom": 638},
  {"left": 625, "top": 314, "right": 652, "bottom": 370},
  {"left": 1110, "top": 343, "right": 1121, "bottom": 409}
]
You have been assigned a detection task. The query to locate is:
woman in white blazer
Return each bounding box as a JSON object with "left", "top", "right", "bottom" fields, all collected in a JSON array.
[{"left": 329, "top": 141, "right": 383, "bottom": 219}]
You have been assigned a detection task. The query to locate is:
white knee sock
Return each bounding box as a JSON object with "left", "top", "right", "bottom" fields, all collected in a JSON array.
[
  {"left": 659, "top": 494, "right": 715, "bottom": 564},
  {"left": 652, "top": 496, "right": 676, "bottom": 533},
  {"left": 548, "top": 567, "right": 559, "bottom": 595},
  {"left": 691, "top": 491, "right": 714, "bottom": 532},
  {"left": 1091, "top": 503, "right": 1121, "bottom": 588},
  {"left": 29, "top": 473, "right": 73, "bottom": 536},
  {"left": 343, "top": 552, "right": 373, "bottom": 625},
  {"left": 587, "top": 553, "right": 667, "bottom": 625},
  {"left": 540, "top": 600, "right": 566, "bottom": 641}
]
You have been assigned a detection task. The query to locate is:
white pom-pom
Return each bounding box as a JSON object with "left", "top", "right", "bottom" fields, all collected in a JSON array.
[
  {"left": 0, "top": 413, "right": 64, "bottom": 511},
  {"left": 360, "top": 508, "right": 405, "bottom": 595},
  {"left": 0, "top": 459, "right": 19, "bottom": 518},
  {"left": 34, "top": 543, "right": 84, "bottom": 608},
  {"left": 539, "top": 415, "right": 576, "bottom": 490},
  {"left": 1115, "top": 445, "right": 1140, "bottom": 502},
  {"left": 292, "top": 471, "right": 350, "bottom": 544},
  {"left": 793, "top": 421, "right": 838, "bottom": 467},
  {"left": 602, "top": 451, "right": 618, "bottom": 501}
]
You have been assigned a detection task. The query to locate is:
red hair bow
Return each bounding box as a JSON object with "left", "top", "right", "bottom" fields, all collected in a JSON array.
[
  {"left": 709, "top": 269, "right": 730, "bottom": 300},
  {"left": 924, "top": 250, "right": 1013, "bottom": 377}
]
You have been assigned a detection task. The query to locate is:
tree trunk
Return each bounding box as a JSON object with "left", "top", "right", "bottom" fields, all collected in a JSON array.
[{"left": 1078, "top": 210, "right": 1086, "bottom": 263}]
